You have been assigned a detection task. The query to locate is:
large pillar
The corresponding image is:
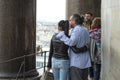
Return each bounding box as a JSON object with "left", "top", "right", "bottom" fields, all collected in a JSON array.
[
  {"left": 66, "top": 0, "right": 101, "bottom": 19},
  {"left": 101, "top": 0, "right": 120, "bottom": 80},
  {"left": 0, "top": 0, "right": 38, "bottom": 79}
]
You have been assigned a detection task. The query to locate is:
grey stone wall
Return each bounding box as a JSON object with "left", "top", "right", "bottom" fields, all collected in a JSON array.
[
  {"left": 66, "top": 0, "right": 101, "bottom": 19},
  {"left": 101, "top": 0, "right": 120, "bottom": 80},
  {"left": 0, "top": 0, "right": 38, "bottom": 79}
]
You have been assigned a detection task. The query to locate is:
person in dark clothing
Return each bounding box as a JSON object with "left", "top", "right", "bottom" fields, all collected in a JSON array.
[{"left": 47, "top": 20, "right": 70, "bottom": 80}]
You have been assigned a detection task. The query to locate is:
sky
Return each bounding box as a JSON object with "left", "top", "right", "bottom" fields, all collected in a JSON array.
[{"left": 37, "top": 0, "right": 66, "bottom": 22}]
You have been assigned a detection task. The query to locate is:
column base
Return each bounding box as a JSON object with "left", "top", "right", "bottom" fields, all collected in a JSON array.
[{"left": 0, "top": 75, "right": 40, "bottom": 80}]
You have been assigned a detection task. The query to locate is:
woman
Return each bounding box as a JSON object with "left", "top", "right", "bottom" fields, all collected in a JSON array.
[
  {"left": 89, "top": 17, "right": 101, "bottom": 80},
  {"left": 47, "top": 20, "right": 70, "bottom": 80}
]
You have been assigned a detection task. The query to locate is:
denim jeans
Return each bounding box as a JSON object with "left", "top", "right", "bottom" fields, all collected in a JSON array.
[
  {"left": 52, "top": 57, "right": 70, "bottom": 80},
  {"left": 94, "top": 64, "right": 101, "bottom": 80}
]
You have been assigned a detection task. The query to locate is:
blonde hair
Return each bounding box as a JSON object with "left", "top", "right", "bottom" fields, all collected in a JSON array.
[{"left": 91, "top": 17, "right": 101, "bottom": 29}]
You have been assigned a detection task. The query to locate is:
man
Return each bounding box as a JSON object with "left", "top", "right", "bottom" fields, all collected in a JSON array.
[
  {"left": 84, "top": 12, "right": 93, "bottom": 30},
  {"left": 57, "top": 14, "right": 91, "bottom": 80}
]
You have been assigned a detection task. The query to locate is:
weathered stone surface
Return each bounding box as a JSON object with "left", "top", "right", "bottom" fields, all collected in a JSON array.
[
  {"left": 0, "top": 0, "right": 38, "bottom": 79},
  {"left": 101, "top": 0, "right": 120, "bottom": 80},
  {"left": 66, "top": 0, "right": 101, "bottom": 19}
]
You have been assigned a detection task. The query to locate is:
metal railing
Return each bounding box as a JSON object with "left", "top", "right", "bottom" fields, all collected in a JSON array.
[{"left": 0, "top": 51, "right": 49, "bottom": 80}]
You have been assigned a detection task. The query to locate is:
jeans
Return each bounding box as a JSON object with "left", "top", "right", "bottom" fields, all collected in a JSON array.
[
  {"left": 52, "top": 57, "right": 70, "bottom": 80},
  {"left": 94, "top": 64, "right": 101, "bottom": 80}
]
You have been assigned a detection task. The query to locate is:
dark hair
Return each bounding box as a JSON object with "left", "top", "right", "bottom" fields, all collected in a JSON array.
[
  {"left": 85, "top": 12, "right": 93, "bottom": 17},
  {"left": 58, "top": 20, "right": 65, "bottom": 30},
  {"left": 72, "top": 14, "right": 84, "bottom": 25},
  {"left": 64, "top": 20, "right": 69, "bottom": 36},
  {"left": 58, "top": 20, "right": 69, "bottom": 36}
]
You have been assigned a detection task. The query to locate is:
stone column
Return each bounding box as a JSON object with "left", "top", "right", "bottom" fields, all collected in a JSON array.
[
  {"left": 0, "top": 0, "right": 38, "bottom": 79},
  {"left": 101, "top": 0, "right": 120, "bottom": 80},
  {"left": 66, "top": 0, "right": 101, "bottom": 19}
]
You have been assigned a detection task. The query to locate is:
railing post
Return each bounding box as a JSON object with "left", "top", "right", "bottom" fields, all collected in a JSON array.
[
  {"left": 44, "top": 51, "right": 47, "bottom": 72},
  {"left": 23, "top": 55, "right": 26, "bottom": 80}
]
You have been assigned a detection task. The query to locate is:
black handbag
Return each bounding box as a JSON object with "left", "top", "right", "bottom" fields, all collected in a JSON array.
[{"left": 40, "top": 71, "right": 54, "bottom": 80}]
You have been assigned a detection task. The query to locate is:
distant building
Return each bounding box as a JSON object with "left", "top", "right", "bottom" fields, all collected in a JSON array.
[{"left": 36, "top": 21, "right": 57, "bottom": 50}]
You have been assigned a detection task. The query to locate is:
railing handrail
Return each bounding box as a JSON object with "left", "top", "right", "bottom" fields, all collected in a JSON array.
[
  {"left": 0, "top": 50, "right": 49, "bottom": 80},
  {"left": 0, "top": 51, "right": 49, "bottom": 64}
]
